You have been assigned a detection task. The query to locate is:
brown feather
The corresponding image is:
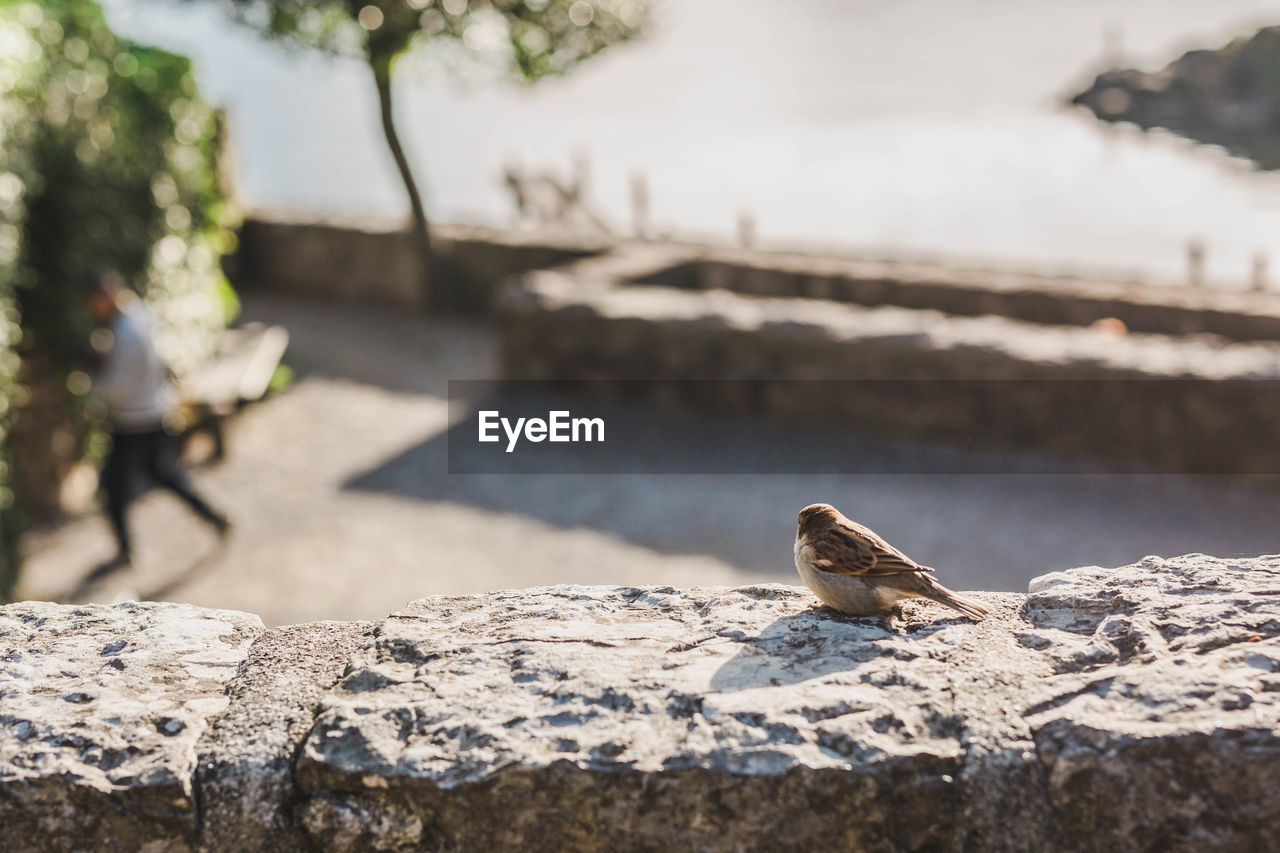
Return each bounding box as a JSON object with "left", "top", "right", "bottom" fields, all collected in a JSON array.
[
  {"left": 795, "top": 503, "right": 988, "bottom": 620},
  {"left": 798, "top": 503, "right": 932, "bottom": 578}
]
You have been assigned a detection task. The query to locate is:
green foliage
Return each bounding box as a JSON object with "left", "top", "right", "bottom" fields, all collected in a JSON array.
[
  {"left": 0, "top": 0, "right": 233, "bottom": 379},
  {"left": 267, "top": 362, "right": 293, "bottom": 394},
  {"left": 0, "top": 0, "right": 232, "bottom": 596},
  {"left": 202, "top": 0, "right": 647, "bottom": 78},
  {"left": 194, "top": 0, "right": 646, "bottom": 307}
]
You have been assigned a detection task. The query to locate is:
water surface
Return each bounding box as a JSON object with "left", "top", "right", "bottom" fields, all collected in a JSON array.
[{"left": 106, "top": 0, "right": 1280, "bottom": 283}]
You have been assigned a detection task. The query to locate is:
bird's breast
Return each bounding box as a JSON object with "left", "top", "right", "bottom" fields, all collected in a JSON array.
[{"left": 795, "top": 545, "right": 908, "bottom": 616}]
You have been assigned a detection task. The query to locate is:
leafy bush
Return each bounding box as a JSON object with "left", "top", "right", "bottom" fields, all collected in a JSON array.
[{"left": 0, "top": 0, "right": 232, "bottom": 598}]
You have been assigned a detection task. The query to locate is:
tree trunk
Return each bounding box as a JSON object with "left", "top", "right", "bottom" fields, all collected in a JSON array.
[{"left": 371, "top": 58, "right": 433, "bottom": 309}]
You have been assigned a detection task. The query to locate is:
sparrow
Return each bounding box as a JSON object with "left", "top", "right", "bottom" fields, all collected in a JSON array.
[{"left": 794, "top": 503, "right": 989, "bottom": 620}]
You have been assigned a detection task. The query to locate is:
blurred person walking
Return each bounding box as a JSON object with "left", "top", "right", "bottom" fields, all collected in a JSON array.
[{"left": 84, "top": 272, "right": 230, "bottom": 573}]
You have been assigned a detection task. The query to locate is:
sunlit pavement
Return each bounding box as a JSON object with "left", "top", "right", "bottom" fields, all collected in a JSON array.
[{"left": 18, "top": 292, "right": 1280, "bottom": 626}]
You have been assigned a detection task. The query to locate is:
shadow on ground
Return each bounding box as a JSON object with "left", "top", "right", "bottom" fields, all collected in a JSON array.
[
  {"left": 23, "top": 293, "right": 1280, "bottom": 624},
  {"left": 344, "top": 387, "right": 1280, "bottom": 592}
]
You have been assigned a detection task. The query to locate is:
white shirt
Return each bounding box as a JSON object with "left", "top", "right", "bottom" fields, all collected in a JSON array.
[{"left": 94, "top": 300, "right": 176, "bottom": 432}]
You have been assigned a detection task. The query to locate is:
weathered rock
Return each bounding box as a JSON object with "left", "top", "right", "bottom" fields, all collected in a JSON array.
[
  {"left": 0, "top": 601, "right": 263, "bottom": 852},
  {"left": 1020, "top": 555, "right": 1280, "bottom": 851},
  {"left": 194, "top": 620, "right": 373, "bottom": 853},
  {"left": 296, "top": 586, "right": 1032, "bottom": 851},
  {"left": 294, "top": 554, "right": 1280, "bottom": 852},
  {"left": 4, "top": 555, "right": 1280, "bottom": 851}
]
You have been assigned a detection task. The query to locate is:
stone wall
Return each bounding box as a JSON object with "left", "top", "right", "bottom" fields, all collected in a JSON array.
[
  {"left": 496, "top": 247, "right": 1280, "bottom": 474},
  {"left": 232, "top": 215, "right": 1280, "bottom": 339},
  {"left": 232, "top": 214, "right": 607, "bottom": 312},
  {"left": 2, "top": 555, "right": 1279, "bottom": 851},
  {"left": 648, "top": 252, "right": 1280, "bottom": 342},
  {"left": 231, "top": 219, "right": 1280, "bottom": 471}
]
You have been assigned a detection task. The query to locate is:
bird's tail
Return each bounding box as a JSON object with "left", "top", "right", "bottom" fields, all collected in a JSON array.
[{"left": 922, "top": 578, "right": 990, "bottom": 621}]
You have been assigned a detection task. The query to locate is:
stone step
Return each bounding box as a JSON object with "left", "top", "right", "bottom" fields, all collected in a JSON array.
[
  {"left": 636, "top": 246, "right": 1280, "bottom": 342},
  {"left": 497, "top": 268, "right": 1280, "bottom": 473}
]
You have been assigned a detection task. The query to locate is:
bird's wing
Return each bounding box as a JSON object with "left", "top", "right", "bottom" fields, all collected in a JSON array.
[{"left": 809, "top": 520, "right": 930, "bottom": 577}]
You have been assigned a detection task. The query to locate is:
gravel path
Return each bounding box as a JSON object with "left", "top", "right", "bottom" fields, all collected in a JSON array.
[{"left": 18, "top": 292, "right": 1280, "bottom": 625}]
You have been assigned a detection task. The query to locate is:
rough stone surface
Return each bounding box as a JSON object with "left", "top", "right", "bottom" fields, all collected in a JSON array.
[
  {"left": 0, "top": 601, "right": 263, "bottom": 852},
  {"left": 1019, "top": 555, "right": 1280, "bottom": 852},
  {"left": 3, "top": 555, "right": 1280, "bottom": 851},
  {"left": 194, "top": 620, "right": 373, "bottom": 852},
  {"left": 294, "top": 585, "right": 1029, "bottom": 851},
  {"left": 295, "top": 555, "right": 1280, "bottom": 852}
]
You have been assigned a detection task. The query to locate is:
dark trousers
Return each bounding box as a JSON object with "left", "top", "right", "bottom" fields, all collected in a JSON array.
[{"left": 102, "top": 427, "right": 225, "bottom": 560}]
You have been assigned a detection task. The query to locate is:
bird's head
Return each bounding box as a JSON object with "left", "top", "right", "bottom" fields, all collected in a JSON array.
[{"left": 797, "top": 503, "right": 840, "bottom": 536}]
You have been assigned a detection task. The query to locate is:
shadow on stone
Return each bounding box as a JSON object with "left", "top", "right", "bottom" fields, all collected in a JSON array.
[{"left": 708, "top": 608, "right": 952, "bottom": 691}]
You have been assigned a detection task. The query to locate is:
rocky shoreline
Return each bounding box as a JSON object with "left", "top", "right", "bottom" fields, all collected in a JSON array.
[{"left": 1073, "top": 26, "right": 1280, "bottom": 169}]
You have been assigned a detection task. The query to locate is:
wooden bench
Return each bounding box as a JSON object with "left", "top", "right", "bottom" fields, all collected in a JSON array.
[{"left": 178, "top": 322, "right": 289, "bottom": 462}]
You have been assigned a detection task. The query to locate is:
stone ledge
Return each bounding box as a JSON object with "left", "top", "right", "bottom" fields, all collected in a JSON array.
[
  {"left": 233, "top": 218, "right": 610, "bottom": 311},
  {"left": 496, "top": 271, "right": 1280, "bottom": 473},
  {"left": 0, "top": 601, "right": 263, "bottom": 852},
  {"left": 234, "top": 216, "right": 1280, "bottom": 339},
  {"left": 642, "top": 249, "right": 1280, "bottom": 342},
  {"left": 501, "top": 270, "right": 1280, "bottom": 380},
  {"left": 2, "top": 555, "right": 1279, "bottom": 851}
]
